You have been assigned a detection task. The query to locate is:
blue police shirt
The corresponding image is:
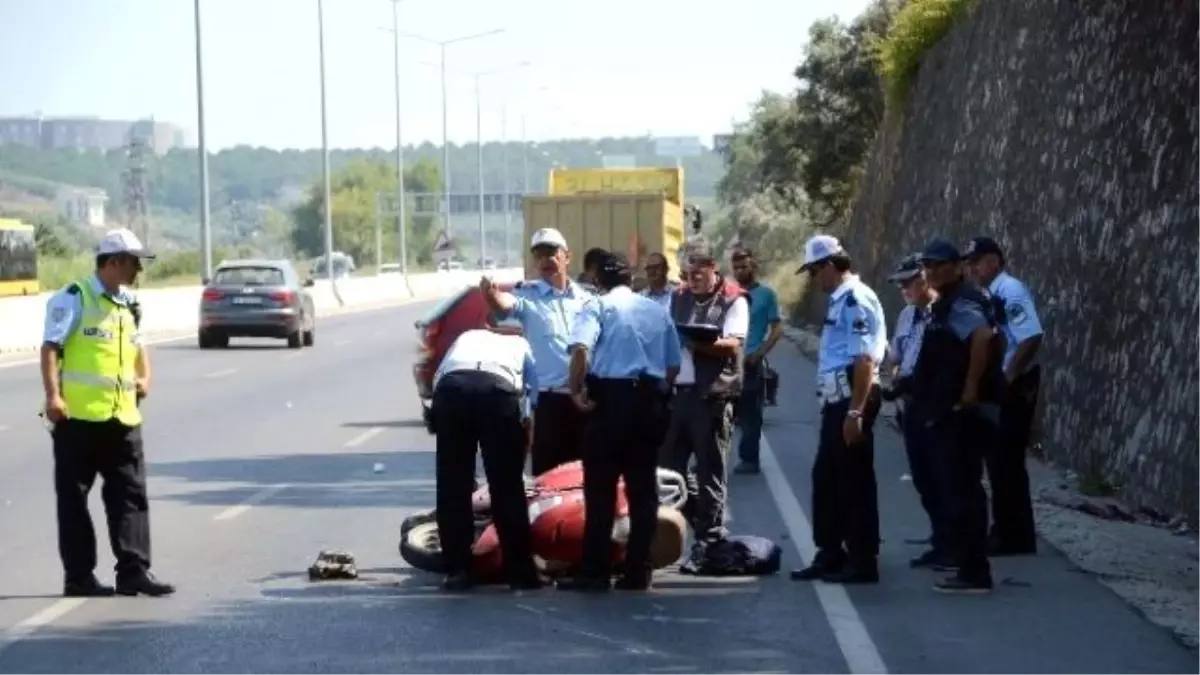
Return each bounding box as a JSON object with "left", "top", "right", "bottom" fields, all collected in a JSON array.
[
  {"left": 888, "top": 303, "right": 929, "bottom": 378},
  {"left": 569, "top": 286, "right": 682, "bottom": 380},
  {"left": 988, "top": 271, "right": 1044, "bottom": 372},
  {"left": 503, "top": 279, "right": 592, "bottom": 390},
  {"left": 817, "top": 276, "right": 888, "bottom": 376},
  {"left": 744, "top": 283, "right": 781, "bottom": 355},
  {"left": 43, "top": 275, "right": 142, "bottom": 347}
]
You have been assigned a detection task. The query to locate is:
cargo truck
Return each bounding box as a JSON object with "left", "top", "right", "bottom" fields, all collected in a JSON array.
[{"left": 522, "top": 194, "right": 686, "bottom": 283}]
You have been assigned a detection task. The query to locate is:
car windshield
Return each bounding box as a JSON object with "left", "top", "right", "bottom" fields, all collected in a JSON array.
[{"left": 213, "top": 266, "right": 285, "bottom": 286}]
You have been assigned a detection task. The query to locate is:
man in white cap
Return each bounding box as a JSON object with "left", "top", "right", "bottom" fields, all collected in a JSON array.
[
  {"left": 40, "top": 228, "right": 175, "bottom": 598},
  {"left": 790, "top": 234, "right": 887, "bottom": 585},
  {"left": 481, "top": 227, "right": 594, "bottom": 475}
]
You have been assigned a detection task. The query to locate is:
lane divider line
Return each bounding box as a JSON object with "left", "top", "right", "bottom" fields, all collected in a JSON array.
[
  {"left": 344, "top": 427, "right": 385, "bottom": 449},
  {"left": 202, "top": 367, "right": 238, "bottom": 379},
  {"left": 213, "top": 484, "right": 289, "bottom": 521},
  {"left": 0, "top": 598, "right": 88, "bottom": 658},
  {"left": 759, "top": 434, "right": 888, "bottom": 674}
]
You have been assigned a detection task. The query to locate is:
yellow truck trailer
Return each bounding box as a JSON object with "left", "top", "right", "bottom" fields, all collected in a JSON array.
[
  {"left": 548, "top": 167, "right": 685, "bottom": 207},
  {"left": 522, "top": 194, "right": 685, "bottom": 281}
]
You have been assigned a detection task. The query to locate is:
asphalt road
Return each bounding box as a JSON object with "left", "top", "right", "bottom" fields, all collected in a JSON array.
[{"left": 0, "top": 301, "right": 1192, "bottom": 674}]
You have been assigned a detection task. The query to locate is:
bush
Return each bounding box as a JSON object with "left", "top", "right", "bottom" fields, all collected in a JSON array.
[{"left": 874, "top": 0, "right": 976, "bottom": 110}]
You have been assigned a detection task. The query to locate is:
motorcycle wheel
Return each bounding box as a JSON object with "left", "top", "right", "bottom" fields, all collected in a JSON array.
[{"left": 399, "top": 512, "right": 447, "bottom": 574}]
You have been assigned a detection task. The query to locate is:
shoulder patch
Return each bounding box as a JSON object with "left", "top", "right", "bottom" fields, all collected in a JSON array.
[
  {"left": 844, "top": 293, "right": 858, "bottom": 308},
  {"left": 50, "top": 306, "right": 67, "bottom": 323},
  {"left": 851, "top": 317, "right": 870, "bottom": 334},
  {"left": 1007, "top": 301, "right": 1028, "bottom": 325}
]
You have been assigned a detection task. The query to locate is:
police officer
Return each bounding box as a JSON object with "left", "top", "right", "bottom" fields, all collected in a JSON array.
[
  {"left": 882, "top": 253, "right": 951, "bottom": 568},
  {"left": 964, "top": 236, "right": 1042, "bottom": 556},
  {"left": 661, "top": 252, "right": 748, "bottom": 571},
  {"left": 483, "top": 228, "right": 592, "bottom": 475},
  {"left": 790, "top": 235, "right": 887, "bottom": 584},
  {"left": 912, "top": 238, "right": 1004, "bottom": 593},
  {"left": 557, "top": 252, "right": 681, "bottom": 592},
  {"left": 41, "top": 229, "right": 175, "bottom": 598},
  {"left": 576, "top": 247, "right": 608, "bottom": 292},
  {"left": 640, "top": 251, "right": 678, "bottom": 311},
  {"left": 430, "top": 327, "right": 541, "bottom": 591}
]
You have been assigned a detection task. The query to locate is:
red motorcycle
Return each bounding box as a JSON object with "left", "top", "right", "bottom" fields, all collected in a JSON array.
[{"left": 399, "top": 461, "right": 689, "bottom": 583}]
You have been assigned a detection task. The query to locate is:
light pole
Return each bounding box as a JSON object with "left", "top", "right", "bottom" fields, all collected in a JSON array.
[
  {"left": 193, "top": 0, "right": 212, "bottom": 281},
  {"left": 469, "top": 62, "right": 528, "bottom": 267},
  {"left": 390, "top": 1, "right": 407, "bottom": 274},
  {"left": 397, "top": 28, "right": 504, "bottom": 244},
  {"left": 317, "top": 0, "right": 334, "bottom": 286}
]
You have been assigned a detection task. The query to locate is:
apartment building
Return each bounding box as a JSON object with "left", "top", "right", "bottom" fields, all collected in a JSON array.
[{"left": 0, "top": 115, "right": 187, "bottom": 154}]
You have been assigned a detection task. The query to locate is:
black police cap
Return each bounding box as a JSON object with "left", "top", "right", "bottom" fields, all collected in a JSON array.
[
  {"left": 887, "top": 252, "right": 923, "bottom": 282},
  {"left": 919, "top": 238, "right": 963, "bottom": 264},
  {"left": 964, "top": 236, "right": 1004, "bottom": 261}
]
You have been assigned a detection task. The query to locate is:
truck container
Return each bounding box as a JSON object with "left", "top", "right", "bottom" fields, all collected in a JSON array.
[
  {"left": 548, "top": 167, "right": 685, "bottom": 207},
  {"left": 522, "top": 194, "right": 685, "bottom": 281}
]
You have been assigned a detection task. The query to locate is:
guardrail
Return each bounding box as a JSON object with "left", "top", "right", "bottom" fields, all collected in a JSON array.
[{"left": 0, "top": 268, "right": 523, "bottom": 354}]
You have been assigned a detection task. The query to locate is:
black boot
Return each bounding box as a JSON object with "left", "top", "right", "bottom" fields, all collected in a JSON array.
[
  {"left": 115, "top": 571, "right": 176, "bottom": 597},
  {"left": 790, "top": 549, "right": 846, "bottom": 581}
]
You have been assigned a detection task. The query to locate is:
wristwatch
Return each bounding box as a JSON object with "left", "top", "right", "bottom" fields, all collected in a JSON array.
[{"left": 846, "top": 409, "right": 864, "bottom": 419}]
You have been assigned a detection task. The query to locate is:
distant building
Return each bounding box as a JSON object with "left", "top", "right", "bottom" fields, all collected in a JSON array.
[
  {"left": 56, "top": 187, "right": 108, "bottom": 229},
  {"left": 0, "top": 115, "right": 186, "bottom": 154}
]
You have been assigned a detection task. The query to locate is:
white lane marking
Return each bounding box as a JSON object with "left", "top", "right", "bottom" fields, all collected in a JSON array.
[
  {"left": 203, "top": 367, "right": 238, "bottom": 379},
  {"left": 0, "top": 598, "right": 88, "bottom": 656},
  {"left": 344, "top": 427, "right": 385, "bottom": 448},
  {"left": 213, "top": 484, "right": 289, "bottom": 521},
  {"left": 0, "top": 333, "right": 193, "bottom": 371},
  {"left": 759, "top": 434, "right": 888, "bottom": 674}
]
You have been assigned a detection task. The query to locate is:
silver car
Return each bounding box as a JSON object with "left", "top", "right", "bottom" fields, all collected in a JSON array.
[{"left": 198, "top": 259, "right": 316, "bottom": 349}]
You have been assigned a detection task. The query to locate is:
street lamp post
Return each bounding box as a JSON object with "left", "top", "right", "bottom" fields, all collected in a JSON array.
[
  {"left": 397, "top": 28, "right": 504, "bottom": 244},
  {"left": 193, "top": 0, "right": 212, "bottom": 281},
  {"left": 317, "top": 0, "right": 334, "bottom": 285},
  {"left": 389, "top": 0, "right": 407, "bottom": 274},
  {"left": 474, "top": 74, "right": 485, "bottom": 266}
]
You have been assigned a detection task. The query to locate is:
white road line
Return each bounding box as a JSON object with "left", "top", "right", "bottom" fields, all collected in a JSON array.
[
  {"left": 344, "top": 427, "right": 385, "bottom": 448},
  {"left": 213, "top": 484, "right": 289, "bottom": 521},
  {"left": 0, "top": 598, "right": 88, "bottom": 656},
  {"left": 203, "top": 367, "right": 238, "bottom": 379},
  {"left": 759, "top": 434, "right": 888, "bottom": 674},
  {"left": 0, "top": 333, "right": 193, "bottom": 371}
]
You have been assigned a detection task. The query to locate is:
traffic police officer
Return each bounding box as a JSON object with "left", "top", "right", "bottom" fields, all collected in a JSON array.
[
  {"left": 790, "top": 235, "right": 887, "bottom": 585},
  {"left": 883, "top": 253, "right": 951, "bottom": 568},
  {"left": 913, "top": 238, "right": 1004, "bottom": 593},
  {"left": 558, "top": 252, "right": 681, "bottom": 592},
  {"left": 41, "top": 229, "right": 175, "bottom": 598},
  {"left": 430, "top": 327, "right": 541, "bottom": 591},
  {"left": 483, "top": 227, "right": 592, "bottom": 475},
  {"left": 964, "top": 236, "right": 1042, "bottom": 556}
]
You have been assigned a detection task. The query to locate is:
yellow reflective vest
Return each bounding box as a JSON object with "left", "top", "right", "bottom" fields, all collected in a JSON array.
[{"left": 59, "top": 279, "right": 142, "bottom": 426}]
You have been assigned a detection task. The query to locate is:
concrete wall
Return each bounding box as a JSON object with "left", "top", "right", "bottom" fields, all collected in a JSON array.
[{"left": 820, "top": 0, "right": 1198, "bottom": 518}]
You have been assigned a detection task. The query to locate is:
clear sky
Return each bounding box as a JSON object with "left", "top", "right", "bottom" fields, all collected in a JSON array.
[{"left": 0, "top": 0, "right": 871, "bottom": 150}]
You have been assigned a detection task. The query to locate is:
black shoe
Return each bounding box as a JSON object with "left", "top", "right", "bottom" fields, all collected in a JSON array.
[
  {"left": 733, "top": 461, "right": 761, "bottom": 475},
  {"left": 790, "top": 550, "right": 845, "bottom": 581},
  {"left": 988, "top": 540, "right": 1037, "bottom": 557},
  {"left": 614, "top": 573, "right": 652, "bottom": 591},
  {"left": 116, "top": 572, "right": 175, "bottom": 597},
  {"left": 822, "top": 565, "right": 879, "bottom": 584},
  {"left": 441, "top": 572, "right": 473, "bottom": 591},
  {"left": 508, "top": 572, "right": 548, "bottom": 591},
  {"left": 556, "top": 575, "right": 611, "bottom": 593},
  {"left": 64, "top": 576, "right": 115, "bottom": 598},
  {"left": 933, "top": 574, "right": 993, "bottom": 594},
  {"left": 909, "top": 549, "right": 955, "bottom": 569}
]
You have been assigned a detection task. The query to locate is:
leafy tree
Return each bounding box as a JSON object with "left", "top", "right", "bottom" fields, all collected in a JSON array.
[{"left": 290, "top": 157, "right": 442, "bottom": 266}]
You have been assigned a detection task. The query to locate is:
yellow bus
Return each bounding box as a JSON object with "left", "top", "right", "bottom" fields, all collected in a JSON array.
[{"left": 0, "top": 219, "right": 39, "bottom": 297}]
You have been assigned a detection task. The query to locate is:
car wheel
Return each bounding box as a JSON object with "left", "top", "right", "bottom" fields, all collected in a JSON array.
[
  {"left": 302, "top": 326, "right": 315, "bottom": 347},
  {"left": 214, "top": 333, "right": 230, "bottom": 348},
  {"left": 287, "top": 330, "right": 303, "bottom": 349},
  {"left": 198, "top": 331, "right": 212, "bottom": 349}
]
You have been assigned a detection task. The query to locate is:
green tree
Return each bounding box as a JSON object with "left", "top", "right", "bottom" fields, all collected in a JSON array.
[{"left": 290, "top": 157, "right": 442, "bottom": 266}]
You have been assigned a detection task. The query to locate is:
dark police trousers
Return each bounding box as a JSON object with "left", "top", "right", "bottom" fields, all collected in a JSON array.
[
  {"left": 530, "top": 391, "right": 589, "bottom": 476},
  {"left": 899, "top": 397, "right": 949, "bottom": 554},
  {"left": 660, "top": 387, "right": 734, "bottom": 543},
  {"left": 811, "top": 387, "right": 882, "bottom": 568},
  {"left": 929, "top": 407, "right": 994, "bottom": 581},
  {"left": 987, "top": 366, "right": 1039, "bottom": 550},
  {"left": 53, "top": 419, "right": 152, "bottom": 583},
  {"left": 580, "top": 376, "right": 667, "bottom": 579},
  {"left": 432, "top": 370, "right": 536, "bottom": 582}
]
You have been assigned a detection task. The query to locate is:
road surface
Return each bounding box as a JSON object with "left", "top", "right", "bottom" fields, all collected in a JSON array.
[{"left": 0, "top": 301, "right": 1192, "bottom": 673}]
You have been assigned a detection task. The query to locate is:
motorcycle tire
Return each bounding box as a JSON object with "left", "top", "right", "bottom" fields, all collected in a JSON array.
[{"left": 399, "top": 511, "right": 447, "bottom": 574}]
